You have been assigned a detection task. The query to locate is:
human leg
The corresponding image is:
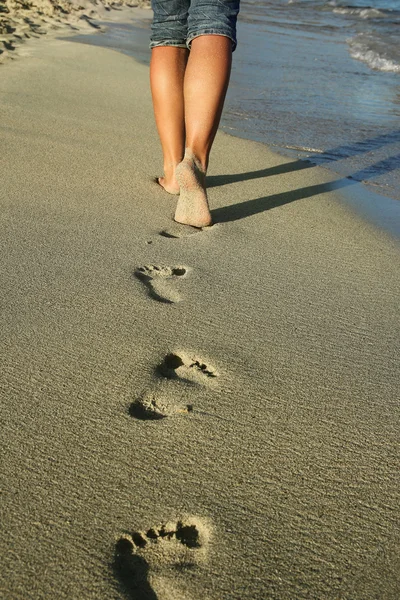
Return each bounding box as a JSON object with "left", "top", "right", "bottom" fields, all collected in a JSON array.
[
  {"left": 173, "top": 0, "right": 239, "bottom": 226},
  {"left": 149, "top": 0, "right": 190, "bottom": 194},
  {"left": 174, "top": 34, "right": 233, "bottom": 226},
  {"left": 149, "top": 0, "right": 240, "bottom": 224},
  {"left": 150, "top": 46, "right": 189, "bottom": 194}
]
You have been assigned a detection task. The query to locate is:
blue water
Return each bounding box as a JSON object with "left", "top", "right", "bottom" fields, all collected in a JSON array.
[{"left": 223, "top": 0, "right": 400, "bottom": 200}]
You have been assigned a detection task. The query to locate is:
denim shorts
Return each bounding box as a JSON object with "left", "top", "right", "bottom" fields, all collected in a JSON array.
[{"left": 150, "top": 0, "right": 240, "bottom": 52}]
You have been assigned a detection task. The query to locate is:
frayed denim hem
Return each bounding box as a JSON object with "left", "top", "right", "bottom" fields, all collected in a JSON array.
[
  {"left": 149, "top": 40, "right": 188, "bottom": 49},
  {"left": 187, "top": 31, "right": 237, "bottom": 52},
  {"left": 150, "top": 32, "right": 237, "bottom": 52}
]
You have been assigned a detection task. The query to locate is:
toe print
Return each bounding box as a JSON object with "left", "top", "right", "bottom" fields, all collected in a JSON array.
[
  {"left": 117, "top": 517, "right": 210, "bottom": 565},
  {"left": 134, "top": 265, "right": 188, "bottom": 304},
  {"left": 115, "top": 518, "right": 210, "bottom": 599},
  {"left": 157, "top": 352, "right": 218, "bottom": 384}
]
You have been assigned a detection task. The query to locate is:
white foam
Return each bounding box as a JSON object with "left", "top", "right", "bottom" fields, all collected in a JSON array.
[
  {"left": 334, "top": 7, "right": 385, "bottom": 19},
  {"left": 348, "top": 36, "right": 400, "bottom": 73},
  {"left": 284, "top": 144, "right": 324, "bottom": 154}
]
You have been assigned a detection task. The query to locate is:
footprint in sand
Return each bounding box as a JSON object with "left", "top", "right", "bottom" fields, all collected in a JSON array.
[
  {"left": 129, "top": 353, "right": 218, "bottom": 421},
  {"left": 134, "top": 265, "right": 188, "bottom": 304},
  {"left": 115, "top": 517, "right": 210, "bottom": 600},
  {"left": 157, "top": 352, "right": 218, "bottom": 384},
  {"left": 129, "top": 387, "right": 193, "bottom": 421}
]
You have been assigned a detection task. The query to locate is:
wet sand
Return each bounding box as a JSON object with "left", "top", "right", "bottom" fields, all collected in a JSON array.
[
  {"left": 0, "top": 0, "right": 150, "bottom": 64},
  {"left": 1, "top": 32, "right": 399, "bottom": 600}
]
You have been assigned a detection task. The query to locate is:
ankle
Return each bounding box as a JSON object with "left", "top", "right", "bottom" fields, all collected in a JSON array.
[
  {"left": 163, "top": 159, "right": 181, "bottom": 181},
  {"left": 184, "top": 148, "right": 207, "bottom": 173}
]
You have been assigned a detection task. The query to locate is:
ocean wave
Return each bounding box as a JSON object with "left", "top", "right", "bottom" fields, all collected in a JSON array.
[
  {"left": 333, "top": 7, "right": 386, "bottom": 19},
  {"left": 347, "top": 34, "right": 400, "bottom": 72}
]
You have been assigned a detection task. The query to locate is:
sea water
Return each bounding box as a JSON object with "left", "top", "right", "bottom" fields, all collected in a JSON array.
[{"left": 224, "top": 0, "right": 400, "bottom": 201}]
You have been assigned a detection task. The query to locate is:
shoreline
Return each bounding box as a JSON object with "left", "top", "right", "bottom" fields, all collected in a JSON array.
[
  {"left": 0, "top": 0, "right": 151, "bottom": 64},
  {"left": 67, "top": 14, "right": 400, "bottom": 240},
  {"left": 1, "top": 21, "right": 400, "bottom": 600},
  {"left": 2, "top": 1, "right": 399, "bottom": 238}
]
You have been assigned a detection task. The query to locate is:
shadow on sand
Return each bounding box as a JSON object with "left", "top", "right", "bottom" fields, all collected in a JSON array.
[
  {"left": 113, "top": 539, "right": 158, "bottom": 600},
  {"left": 208, "top": 129, "right": 400, "bottom": 191},
  {"left": 208, "top": 129, "right": 400, "bottom": 224}
]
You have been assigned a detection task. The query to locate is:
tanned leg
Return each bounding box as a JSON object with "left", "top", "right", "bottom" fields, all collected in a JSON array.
[
  {"left": 174, "top": 35, "right": 232, "bottom": 227},
  {"left": 150, "top": 46, "right": 189, "bottom": 194}
]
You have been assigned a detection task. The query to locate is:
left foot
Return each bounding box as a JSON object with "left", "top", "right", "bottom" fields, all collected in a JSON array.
[{"left": 156, "top": 176, "right": 180, "bottom": 195}]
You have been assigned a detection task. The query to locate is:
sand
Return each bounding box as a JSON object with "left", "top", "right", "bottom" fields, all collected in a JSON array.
[
  {"left": 1, "top": 26, "right": 399, "bottom": 600},
  {"left": 0, "top": 0, "right": 150, "bottom": 64}
]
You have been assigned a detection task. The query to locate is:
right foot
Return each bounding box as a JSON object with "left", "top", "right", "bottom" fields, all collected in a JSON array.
[{"left": 174, "top": 151, "right": 213, "bottom": 228}]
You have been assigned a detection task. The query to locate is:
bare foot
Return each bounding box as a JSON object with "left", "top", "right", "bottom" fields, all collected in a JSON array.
[
  {"left": 156, "top": 176, "right": 180, "bottom": 196},
  {"left": 174, "top": 150, "right": 213, "bottom": 228}
]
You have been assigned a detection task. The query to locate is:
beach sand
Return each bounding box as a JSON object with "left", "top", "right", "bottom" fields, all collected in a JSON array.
[
  {"left": 1, "top": 30, "right": 399, "bottom": 600},
  {"left": 0, "top": 0, "right": 150, "bottom": 64}
]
